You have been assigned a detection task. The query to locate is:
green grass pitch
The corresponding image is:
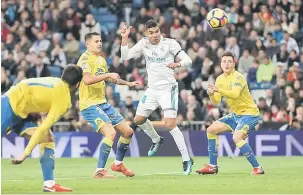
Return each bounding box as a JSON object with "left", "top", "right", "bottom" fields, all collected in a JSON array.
[{"left": 2, "top": 157, "right": 303, "bottom": 194}]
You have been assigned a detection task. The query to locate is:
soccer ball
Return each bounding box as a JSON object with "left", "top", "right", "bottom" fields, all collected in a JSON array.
[{"left": 206, "top": 8, "right": 228, "bottom": 29}]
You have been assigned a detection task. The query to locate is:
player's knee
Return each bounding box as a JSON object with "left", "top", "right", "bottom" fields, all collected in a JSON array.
[
  {"left": 134, "top": 116, "right": 147, "bottom": 125},
  {"left": 164, "top": 118, "right": 176, "bottom": 130},
  {"left": 232, "top": 134, "right": 243, "bottom": 144},
  {"left": 101, "top": 124, "right": 116, "bottom": 140},
  {"left": 206, "top": 126, "right": 217, "bottom": 135},
  {"left": 121, "top": 127, "right": 134, "bottom": 138}
]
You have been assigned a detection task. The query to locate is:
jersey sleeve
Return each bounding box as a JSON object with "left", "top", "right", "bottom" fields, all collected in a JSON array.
[
  {"left": 169, "top": 39, "right": 182, "bottom": 56},
  {"left": 218, "top": 74, "right": 245, "bottom": 99},
  {"left": 232, "top": 74, "right": 246, "bottom": 90},
  {"left": 78, "top": 54, "right": 92, "bottom": 74},
  {"left": 121, "top": 38, "right": 143, "bottom": 60}
]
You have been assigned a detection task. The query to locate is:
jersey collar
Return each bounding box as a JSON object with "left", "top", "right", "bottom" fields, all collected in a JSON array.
[{"left": 224, "top": 69, "right": 236, "bottom": 78}]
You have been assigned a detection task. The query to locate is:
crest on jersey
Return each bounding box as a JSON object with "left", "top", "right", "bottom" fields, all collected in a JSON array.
[
  {"left": 81, "top": 56, "right": 88, "bottom": 61},
  {"left": 236, "top": 75, "right": 242, "bottom": 80}
]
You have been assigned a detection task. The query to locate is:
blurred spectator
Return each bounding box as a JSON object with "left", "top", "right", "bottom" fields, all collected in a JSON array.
[
  {"left": 30, "top": 32, "right": 51, "bottom": 54},
  {"left": 238, "top": 49, "right": 254, "bottom": 78},
  {"left": 109, "top": 55, "right": 127, "bottom": 80},
  {"left": 121, "top": 96, "right": 136, "bottom": 118},
  {"left": 80, "top": 14, "right": 101, "bottom": 42},
  {"left": 272, "top": 77, "right": 287, "bottom": 109},
  {"left": 256, "top": 57, "right": 276, "bottom": 83},
  {"left": 26, "top": 56, "right": 50, "bottom": 78},
  {"left": 51, "top": 44, "right": 67, "bottom": 68},
  {"left": 1, "top": 67, "right": 12, "bottom": 93},
  {"left": 63, "top": 33, "right": 80, "bottom": 63}
]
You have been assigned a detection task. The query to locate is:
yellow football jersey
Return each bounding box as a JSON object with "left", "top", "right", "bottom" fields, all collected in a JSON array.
[
  {"left": 5, "top": 77, "right": 72, "bottom": 121},
  {"left": 77, "top": 51, "right": 108, "bottom": 111},
  {"left": 211, "top": 70, "right": 259, "bottom": 116}
]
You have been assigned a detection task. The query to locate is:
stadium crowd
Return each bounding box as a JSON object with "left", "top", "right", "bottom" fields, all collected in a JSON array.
[{"left": 1, "top": 0, "right": 303, "bottom": 131}]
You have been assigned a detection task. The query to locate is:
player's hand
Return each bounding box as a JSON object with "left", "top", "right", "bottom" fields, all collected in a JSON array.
[
  {"left": 207, "top": 88, "right": 215, "bottom": 96},
  {"left": 208, "top": 84, "right": 219, "bottom": 93},
  {"left": 127, "top": 81, "right": 141, "bottom": 87},
  {"left": 11, "top": 153, "right": 28, "bottom": 165},
  {"left": 107, "top": 73, "right": 120, "bottom": 81},
  {"left": 167, "top": 63, "right": 181, "bottom": 70},
  {"left": 120, "top": 25, "right": 132, "bottom": 38}
]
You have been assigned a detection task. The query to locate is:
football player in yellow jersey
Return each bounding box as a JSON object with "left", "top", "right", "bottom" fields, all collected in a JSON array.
[
  {"left": 196, "top": 52, "right": 264, "bottom": 175},
  {"left": 1, "top": 65, "right": 83, "bottom": 192},
  {"left": 77, "top": 32, "right": 139, "bottom": 178}
]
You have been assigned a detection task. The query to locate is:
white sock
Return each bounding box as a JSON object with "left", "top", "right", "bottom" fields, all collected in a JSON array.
[
  {"left": 169, "top": 126, "right": 190, "bottom": 162},
  {"left": 96, "top": 168, "right": 104, "bottom": 171},
  {"left": 114, "top": 160, "right": 122, "bottom": 165},
  {"left": 44, "top": 180, "right": 55, "bottom": 188},
  {"left": 138, "top": 119, "right": 161, "bottom": 143}
]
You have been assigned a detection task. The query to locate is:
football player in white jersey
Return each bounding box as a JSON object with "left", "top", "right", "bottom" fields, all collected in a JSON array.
[{"left": 120, "top": 19, "right": 194, "bottom": 175}]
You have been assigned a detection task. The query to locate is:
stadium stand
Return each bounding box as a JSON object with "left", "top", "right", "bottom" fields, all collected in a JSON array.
[{"left": 1, "top": 0, "right": 303, "bottom": 131}]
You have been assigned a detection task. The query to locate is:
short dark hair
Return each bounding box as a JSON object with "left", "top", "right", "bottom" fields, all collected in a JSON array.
[
  {"left": 145, "top": 19, "right": 158, "bottom": 29},
  {"left": 221, "top": 51, "right": 235, "bottom": 61},
  {"left": 84, "top": 32, "right": 101, "bottom": 41},
  {"left": 61, "top": 64, "right": 83, "bottom": 86}
]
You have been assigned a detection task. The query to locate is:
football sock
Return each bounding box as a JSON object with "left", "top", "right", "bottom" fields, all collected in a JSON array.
[
  {"left": 169, "top": 126, "right": 190, "bottom": 162},
  {"left": 207, "top": 133, "right": 218, "bottom": 166},
  {"left": 40, "top": 142, "right": 55, "bottom": 187},
  {"left": 138, "top": 119, "right": 161, "bottom": 143},
  {"left": 97, "top": 137, "right": 113, "bottom": 168},
  {"left": 115, "top": 136, "right": 131, "bottom": 164},
  {"left": 236, "top": 140, "right": 260, "bottom": 168}
]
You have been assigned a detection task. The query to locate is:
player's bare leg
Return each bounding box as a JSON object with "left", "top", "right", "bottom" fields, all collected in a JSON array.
[
  {"left": 135, "top": 115, "right": 164, "bottom": 156},
  {"left": 93, "top": 123, "right": 116, "bottom": 179},
  {"left": 233, "top": 130, "right": 264, "bottom": 175},
  {"left": 111, "top": 121, "right": 135, "bottom": 177},
  {"left": 13, "top": 128, "right": 72, "bottom": 192},
  {"left": 196, "top": 121, "right": 231, "bottom": 175},
  {"left": 164, "top": 116, "right": 193, "bottom": 175}
]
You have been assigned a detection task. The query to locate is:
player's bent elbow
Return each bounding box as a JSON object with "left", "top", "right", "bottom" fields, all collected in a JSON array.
[{"left": 82, "top": 77, "right": 93, "bottom": 85}]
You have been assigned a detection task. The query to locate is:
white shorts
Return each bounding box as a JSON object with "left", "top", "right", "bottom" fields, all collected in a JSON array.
[{"left": 136, "top": 83, "right": 179, "bottom": 118}]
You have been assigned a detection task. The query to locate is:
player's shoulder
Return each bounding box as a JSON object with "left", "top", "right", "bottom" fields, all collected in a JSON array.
[
  {"left": 233, "top": 71, "right": 245, "bottom": 81},
  {"left": 216, "top": 74, "right": 225, "bottom": 82},
  {"left": 78, "top": 51, "right": 92, "bottom": 62},
  {"left": 162, "top": 38, "right": 179, "bottom": 45}
]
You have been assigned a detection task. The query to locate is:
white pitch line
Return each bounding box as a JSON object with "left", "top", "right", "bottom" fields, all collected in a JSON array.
[{"left": 2, "top": 172, "right": 184, "bottom": 182}]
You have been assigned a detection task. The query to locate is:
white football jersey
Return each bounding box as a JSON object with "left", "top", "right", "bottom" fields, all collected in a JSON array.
[{"left": 121, "top": 37, "right": 182, "bottom": 89}]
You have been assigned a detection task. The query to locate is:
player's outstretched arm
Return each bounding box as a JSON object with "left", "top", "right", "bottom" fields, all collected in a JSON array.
[
  {"left": 12, "top": 108, "right": 64, "bottom": 164},
  {"left": 106, "top": 78, "right": 141, "bottom": 87},
  {"left": 217, "top": 87, "right": 241, "bottom": 99},
  {"left": 120, "top": 25, "right": 143, "bottom": 60},
  {"left": 82, "top": 72, "right": 120, "bottom": 85}
]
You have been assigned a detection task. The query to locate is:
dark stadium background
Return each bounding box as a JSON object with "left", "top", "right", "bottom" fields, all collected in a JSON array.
[{"left": 1, "top": 0, "right": 302, "bottom": 132}]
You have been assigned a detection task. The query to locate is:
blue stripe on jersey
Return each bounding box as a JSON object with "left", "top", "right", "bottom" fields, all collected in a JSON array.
[{"left": 28, "top": 83, "right": 54, "bottom": 88}]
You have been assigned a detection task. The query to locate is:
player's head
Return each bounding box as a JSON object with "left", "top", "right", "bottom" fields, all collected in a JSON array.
[
  {"left": 144, "top": 19, "right": 161, "bottom": 45},
  {"left": 61, "top": 64, "right": 83, "bottom": 92},
  {"left": 85, "top": 32, "right": 102, "bottom": 54},
  {"left": 220, "top": 51, "right": 235, "bottom": 74}
]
